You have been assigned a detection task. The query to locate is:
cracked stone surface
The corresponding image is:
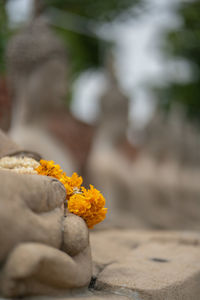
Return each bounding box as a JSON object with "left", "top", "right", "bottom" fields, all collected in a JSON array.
[
  {"left": 6, "top": 230, "right": 200, "bottom": 300},
  {"left": 90, "top": 230, "right": 200, "bottom": 299}
]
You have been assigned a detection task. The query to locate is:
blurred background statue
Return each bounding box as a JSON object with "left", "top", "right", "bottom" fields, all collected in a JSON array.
[
  {"left": 87, "top": 54, "right": 141, "bottom": 227},
  {"left": 7, "top": 17, "right": 77, "bottom": 174},
  {"left": 126, "top": 104, "right": 200, "bottom": 230},
  {"left": 142, "top": 105, "right": 200, "bottom": 168}
]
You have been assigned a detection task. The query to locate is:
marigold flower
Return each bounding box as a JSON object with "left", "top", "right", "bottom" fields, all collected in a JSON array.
[
  {"left": 35, "top": 159, "right": 107, "bottom": 229},
  {"left": 60, "top": 172, "right": 83, "bottom": 197},
  {"left": 68, "top": 185, "right": 107, "bottom": 228},
  {"left": 35, "top": 160, "right": 63, "bottom": 180}
]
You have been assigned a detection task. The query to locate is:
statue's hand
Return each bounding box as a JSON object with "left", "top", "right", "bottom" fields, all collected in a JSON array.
[
  {"left": 0, "top": 170, "right": 66, "bottom": 263},
  {"left": 62, "top": 213, "right": 89, "bottom": 256},
  {"left": 0, "top": 170, "right": 92, "bottom": 297}
]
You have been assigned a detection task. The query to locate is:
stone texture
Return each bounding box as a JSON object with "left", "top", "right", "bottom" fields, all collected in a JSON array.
[
  {"left": 0, "top": 170, "right": 64, "bottom": 261},
  {"left": 28, "top": 291, "right": 130, "bottom": 300},
  {"left": 91, "top": 229, "right": 200, "bottom": 265},
  {"left": 96, "top": 242, "right": 200, "bottom": 299},
  {"left": 91, "top": 230, "right": 200, "bottom": 300}
]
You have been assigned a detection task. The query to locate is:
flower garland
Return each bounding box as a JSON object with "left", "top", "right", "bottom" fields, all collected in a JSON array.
[{"left": 35, "top": 160, "right": 107, "bottom": 229}]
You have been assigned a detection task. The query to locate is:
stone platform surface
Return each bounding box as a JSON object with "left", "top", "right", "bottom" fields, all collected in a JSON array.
[{"left": 26, "top": 230, "right": 200, "bottom": 299}]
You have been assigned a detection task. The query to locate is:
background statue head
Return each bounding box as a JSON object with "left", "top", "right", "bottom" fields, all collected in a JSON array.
[
  {"left": 96, "top": 52, "right": 129, "bottom": 148},
  {"left": 7, "top": 17, "right": 68, "bottom": 124}
]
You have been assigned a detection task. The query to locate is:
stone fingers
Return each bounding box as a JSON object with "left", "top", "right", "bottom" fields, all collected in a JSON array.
[
  {"left": 62, "top": 213, "right": 89, "bottom": 256},
  {"left": 0, "top": 170, "right": 66, "bottom": 213},
  {"left": 24, "top": 175, "right": 66, "bottom": 214},
  {"left": 1, "top": 242, "right": 92, "bottom": 297},
  {"left": 26, "top": 208, "right": 63, "bottom": 249},
  {"left": 0, "top": 205, "right": 63, "bottom": 263}
]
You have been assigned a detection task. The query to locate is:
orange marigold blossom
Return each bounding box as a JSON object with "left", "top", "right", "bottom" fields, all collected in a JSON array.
[
  {"left": 35, "top": 160, "right": 107, "bottom": 228},
  {"left": 60, "top": 172, "right": 83, "bottom": 197},
  {"left": 35, "top": 160, "right": 63, "bottom": 180},
  {"left": 68, "top": 185, "right": 107, "bottom": 229}
]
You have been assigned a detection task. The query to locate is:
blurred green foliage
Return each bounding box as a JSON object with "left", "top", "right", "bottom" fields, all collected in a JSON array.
[
  {"left": 45, "top": 0, "right": 141, "bottom": 22},
  {"left": 156, "top": 0, "right": 200, "bottom": 122},
  {"left": 45, "top": 0, "right": 142, "bottom": 78},
  {"left": 0, "top": 0, "right": 10, "bottom": 74},
  {"left": 43, "top": 0, "right": 142, "bottom": 105},
  {"left": 54, "top": 26, "right": 111, "bottom": 80}
]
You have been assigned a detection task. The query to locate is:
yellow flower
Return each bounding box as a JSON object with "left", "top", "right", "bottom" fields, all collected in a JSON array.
[
  {"left": 60, "top": 172, "right": 83, "bottom": 197},
  {"left": 35, "top": 160, "right": 107, "bottom": 229},
  {"left": 35, "top": 160, "right": 63, "bottom": 180},
  {"left": 68, "top": 185, "right": 107, "bottom": 229},
  {"left": 36, "top": 161, "right": 82, "bottom": 195}
]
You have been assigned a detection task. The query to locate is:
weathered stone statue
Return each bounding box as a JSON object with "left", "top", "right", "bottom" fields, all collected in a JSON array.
[
  {"left": 92, "top": 54, "right": 129, "bottom": 153},
  {"left": 126, "top": 106, "right": 200, "bottom": 230},
  {"left": 7, "top": 17, "right": 77, "bottom": 174},
  {"left": 142, "top": 105, "right": 200, "bottom": 167},
  {"left": 87, "top": 54, "right": 133, "bottom": 227},
  {"left": 0, "top": 129, "right": 92, "bottom": 297},
  {"left": 87, "top": 55, "right": 200, "bottom": 230}
]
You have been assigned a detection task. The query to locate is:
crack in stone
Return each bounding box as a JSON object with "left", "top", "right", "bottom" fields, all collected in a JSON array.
[
  {"left": 93, "top": 261, "right": 117, "bottom": 278},
  {"left": 89, "top": 261, "right": 116, "bottom": 292},
  {"left": 60, "top": 215, "right": 66, "bottom": 251},
  {"left": 89, "top": 261, "right": 142, "bottom": 299},
  {"left": 150, "top": 257, "right": 169, "bottom": 263},
  {"left": 88, "top": 276, "right": 97, "bottom": 290}
]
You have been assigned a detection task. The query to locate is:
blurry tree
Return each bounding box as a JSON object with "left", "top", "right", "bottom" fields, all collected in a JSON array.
[
  {"left": 36, "top": 0, "right": 143, "bottom": 79},
  {"left": 154, "top": 0, "right": 200, "bottom": 122},
  {"left": 0, "top": 0, "right": 143, "bottom": 108}
]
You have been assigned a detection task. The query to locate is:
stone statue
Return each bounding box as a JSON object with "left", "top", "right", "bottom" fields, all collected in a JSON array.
[
  {"left": 92, "top": 53, "right": 129, "bottom": 153},
  {"left": 142, "top": 105, "right": 200, "bottom": 167},
  {"left": 87, "top": 53, "right": 132, "bottom": 227},
  {"left": 0, "top": 129, "right": 92, "bottom": 297},
  {"left": 7, "top": 17, "right": 77, "bottom": 175}
]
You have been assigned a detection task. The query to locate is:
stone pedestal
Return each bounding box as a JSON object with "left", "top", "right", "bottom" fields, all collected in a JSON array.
[{"left": 17, "top": 230, "right": 200, "bottom": 300}]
